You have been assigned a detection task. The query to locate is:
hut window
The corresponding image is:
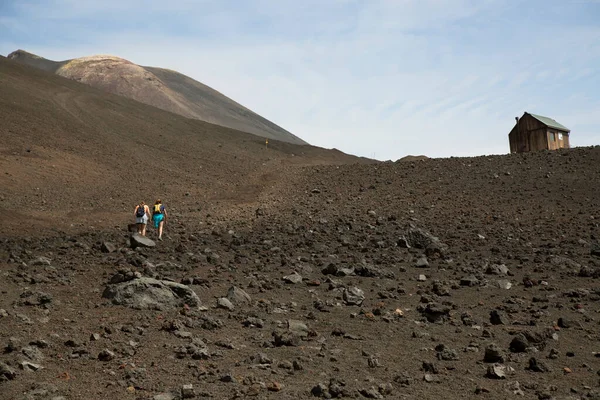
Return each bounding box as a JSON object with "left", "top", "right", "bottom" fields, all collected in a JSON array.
[
  {"left": 558, "top": 133, "right": 563, "bottom": 140},
  {"left": 550, "top": 132, "right": 556, "bottom": 141}
]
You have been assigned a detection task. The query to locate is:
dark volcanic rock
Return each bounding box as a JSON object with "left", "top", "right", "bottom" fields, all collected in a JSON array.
[
  {"left": 591, "top": 243, "right": 600, "bottom": 257},
  {"left": 321, "top": 263, "right": 355, "bottom": 277},
  {"left": 509, "top": 334, "right": 529, "bottom": 353},
  {"left": 130, "top": 233, "right": 156, "bottom": 249},
  {"left": 484, "top": 344, "right": 505, "bottom": 363},
  {"left": 527, "top": 357, "right": 551, "bottom": 372},
  {"left": 417, "top": 302, "right": 451, "bottom": 323},
  {"left": 102, "top": 277, "right": 202, "bottom": 310},
  {"left": 404, "top": 227, "right": 448, "bottom": 257},
  {"left": 101, "top": 241, "right": 117, "bottom": 253},
  {"left": 0, "top": 362, "right": 17, "bottom": 381},
  {"left": 490, "top": 310, "right": 506, "bottom": 325},
  {"left": 343, "top": 287, "right": 365, "bottom": 306}
]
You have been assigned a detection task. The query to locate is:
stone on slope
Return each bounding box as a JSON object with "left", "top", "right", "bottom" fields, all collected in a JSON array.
[
  {"left": 490, "top": 310, "right": 506, "bottom": 325},
  {"left": 321, "top": 263, "right": 355, "bottom": 277},
  {"left": 486, "top": 264, "right": 509, "bottom": 276},
  {"left": 287, "top": 320, "right": 309, "bottom": 338},
  {"left": 130, "top": 233, "right": 156, "bottom": 249},
  {"left": 30, "top": 256, "right": 51, "bottom": 266},
  {"left": 217, "top": 297, "right": 235, "bottom": 311},
  {"left": 486, "top": 364, "right": 507, "bottom": 379},
  {"left": 484, "top": 344, "right": 505, "bottom": 363},
  {"left": 404, "top": 227, "right": 448, "bottom": 257},
  {"left": 0, "top": 362, "right": 17, "bottom": 380},
  {"left": 101, "top": 241, "right": 117, "bottom": 253},
  {"left": 102, "top": 277, "right": 201, "bottom": 310},
  {"left": 20, "top": 361, "right": 43, "bottom": 372},
  {"left": 283, "top": 272, "right": 303, "bottom": 284},
  {"left": 343, "top": 287, "right": 365, "bottom": 306},
  {"left": 591, "top": 243, "right": 600, "bottom": 257},
  {"left": 227, "top": 286, "right": 251, "bottom": 304}
]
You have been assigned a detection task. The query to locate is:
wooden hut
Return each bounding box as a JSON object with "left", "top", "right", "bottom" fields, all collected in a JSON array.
[{"left": 509, "top": 112, "right": 570, "bottom": 153}]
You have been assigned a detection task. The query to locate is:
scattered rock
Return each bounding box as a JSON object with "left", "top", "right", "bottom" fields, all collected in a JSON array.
[
  {"left": 101, "top": 241, "right": 117, "bottom": 253},
  {"left": 102, "top": 277, "right": 202, "bottom": 310},
  {"left": 359, "top": 387, "right": 384, "bottom": 399},
  {"left": 417, "top": 302, "right": 451, "bottom": 323},
  {"left": 283, "top": 272, "right": 303, "bottom": 284},
  {"left": 415, "top": 257, "right": 429, "bottom": 268},
  {"left": 343, "top": 287, "right": 365, "bottom": 306},
  {"left": 490, "top": 310, "right": 506, "bottom": 325},
  {"left": 321, "top": 264, "right": 355, "bottom": 277},
  {"left": 486, "top": 264, "right": 509, "bottom": 275},
  {"left": 591, "top": 243, "right": 600, "bottom": 257},
  {"left": 504, "top": 381, "right": 524, "bottom": 396},
  {"left": 0, "top": 362, "right": 17, "bottom": 380},
  {"left": 486, "top": 364, "right": 508, "bottom": 379},
  {"left": 404, "top": 227, "right": 448, "bottom": 257},
  {"left": 287, "top": 319, "right": 309, "bottom": 338},
  {"left": 154, "top": 394, "right": 176, "bottom": 400},
  {"left": 484, "top": 344, "right": 505, "bottom": 363},
  {"left": 496, "top": 279, "right": 512, "bottom": 290},
  {"left": 130, "top": 233, "right": 156, "bottom": 248},
  {"left": 181, "top": 384, "right": 195, "bottom": 399},
  {"left": 460, "top": 275, "right": 479, "bottom": 287},
  {"left": 217, "top": 297, "right": 235, "bottom": 311},
  {"left": 20, "top": 361, "right": 43, "bottom": 372},
  {"left": 227, "top": 286, "right": 252, "bottom": 305},
  {"left": 30, "top": 256, "right": 51, "bottom": 266},
  {"left": 557, "top": 317, "right": 581, "bottom": 329},
  {"left": 509, "top": 334, "right": 529, "bottom": 353},
  {"left": 98, "top": 349, "right": 115, "bottom": 361},
  {"left": 527, "top": 357, "right": 551, "bottom": 373}
]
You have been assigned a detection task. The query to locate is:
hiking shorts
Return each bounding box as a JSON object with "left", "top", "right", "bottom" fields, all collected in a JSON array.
[
  {"left": 136, "top": 215, "right": 148, "bottom": 225},
  {"left": 153, "top": 213, "right": 164, "bottom": 228}
]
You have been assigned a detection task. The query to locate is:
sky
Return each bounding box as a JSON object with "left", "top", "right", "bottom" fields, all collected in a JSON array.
[{"left": 1, "top": 0, "right": 599, "bottom": 160}]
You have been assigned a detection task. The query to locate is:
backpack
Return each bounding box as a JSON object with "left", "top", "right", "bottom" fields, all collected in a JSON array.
[
  {"left": 135, "top": 205, "right": 145, "bottom": 218},
  {"left": 153, "top": 204, "right": 163, "bottom": 214}
]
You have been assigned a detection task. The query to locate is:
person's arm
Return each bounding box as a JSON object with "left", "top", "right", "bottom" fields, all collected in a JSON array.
[{"left": 134, "top": 206, "right": 138, "bottom": 217}]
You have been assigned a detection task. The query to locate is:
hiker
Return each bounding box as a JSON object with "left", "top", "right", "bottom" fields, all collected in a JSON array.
[
  {"left": 134, "top": 201, "right": 150, "bottom": 236},
  {"left": 152, "top": 199, "right": 168, "bottom": 240}
]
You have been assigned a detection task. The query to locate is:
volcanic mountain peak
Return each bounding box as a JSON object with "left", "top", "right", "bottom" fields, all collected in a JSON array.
[
  {"left": 8, "top": 49, "right": 43, "bottom": 59},
  {"left": 7, "top": 50, "right": 307, "bottom": 145}
]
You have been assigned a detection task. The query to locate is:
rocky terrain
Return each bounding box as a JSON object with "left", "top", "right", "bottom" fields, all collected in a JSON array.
[
  {"left": 6, "top": 50, "right": 306, "bottom": 145},
  {"left": 2, "top": 56, "right": 600, "bottom": 400}
]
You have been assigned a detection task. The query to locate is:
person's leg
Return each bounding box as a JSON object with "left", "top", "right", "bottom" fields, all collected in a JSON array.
[
  {"left": 141, "top": 223, "right": 147, "bottom": 236},
  {"left": 158, "top": 221, "right": 164, "bottom": 240},
  {"left": 136, "top": 223, "right": 142, "bottom": 234}
]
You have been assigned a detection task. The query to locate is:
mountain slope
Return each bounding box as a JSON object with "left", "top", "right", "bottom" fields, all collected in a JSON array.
[
  {"left": 0, "top": 56, "right": 362, "bottom": 236},
  {"left": 6, "top": 49, "right": 307, "bottom": 145}
]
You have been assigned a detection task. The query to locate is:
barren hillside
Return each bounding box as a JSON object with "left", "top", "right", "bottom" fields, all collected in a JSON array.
[
  {"left": 0, "top": 56, "right": 362, "bottom": 237},
  {"left": 6, "top": 50, "right": 307, "bottom": 145}
]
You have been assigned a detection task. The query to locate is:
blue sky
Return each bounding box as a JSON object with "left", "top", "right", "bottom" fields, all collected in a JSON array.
[{"left": 1, "top": 0, "right": 599, "bottom": 159}]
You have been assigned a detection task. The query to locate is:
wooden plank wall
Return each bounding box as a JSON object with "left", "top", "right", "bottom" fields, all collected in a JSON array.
[
  {"left": 547, "top": 130, "right": 570, "bottom": 150},
  {"left": 509, "top": 114, "right": 547, "bottom": 153}
]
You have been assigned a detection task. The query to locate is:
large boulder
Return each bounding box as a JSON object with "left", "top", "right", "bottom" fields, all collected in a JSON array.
[
  {"left": 401, "top": 227, "right": 448, "bottom": 257},
  {"left": 102, "top": 277, "right": 201, "bottom": 310},
  {"left": 130, "top": 233, "right": 156, "bottom": 249}
]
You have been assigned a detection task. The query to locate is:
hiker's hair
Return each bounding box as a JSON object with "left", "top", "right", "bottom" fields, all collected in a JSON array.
[
  {"left": 156, "top": 199, "right": 162, "bottom": 204},
  {"left": 140, "top": 201, "right": 145, "bottom": 205}
]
